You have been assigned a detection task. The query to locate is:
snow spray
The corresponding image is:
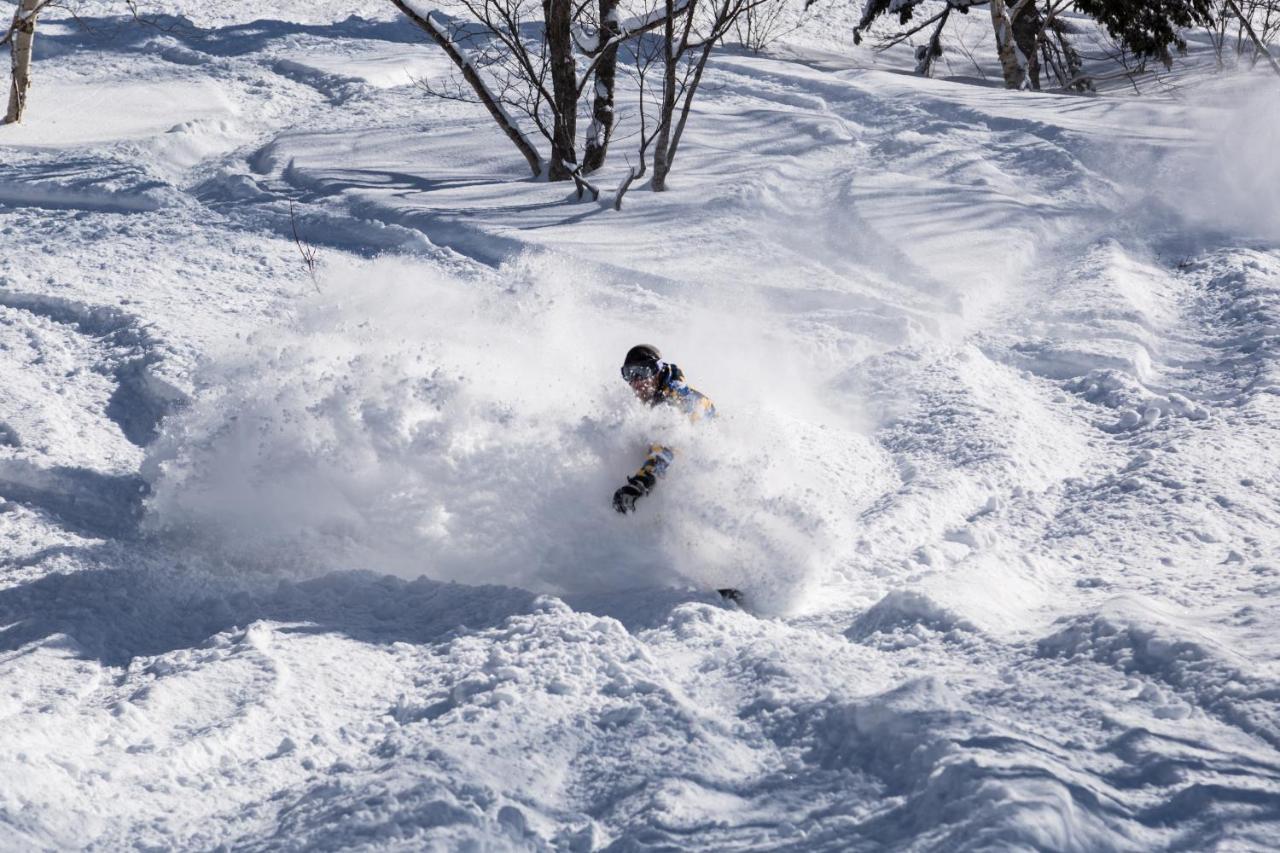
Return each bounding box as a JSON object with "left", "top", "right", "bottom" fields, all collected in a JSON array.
[{"left": 142, "top": 253, "right": 857, "bottom": 612}]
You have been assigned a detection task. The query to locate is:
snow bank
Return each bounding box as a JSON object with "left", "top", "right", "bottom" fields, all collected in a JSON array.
[
  {"left": 142, "top": 254, "right": 856, "bottom": 608},
  {"left": 0, "top": 78, "right": 238, "bottom": 148}
]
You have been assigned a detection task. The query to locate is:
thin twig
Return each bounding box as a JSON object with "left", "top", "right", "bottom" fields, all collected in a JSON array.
[{"left": 289, "top": 202, "right": 321, "bottom": 294}]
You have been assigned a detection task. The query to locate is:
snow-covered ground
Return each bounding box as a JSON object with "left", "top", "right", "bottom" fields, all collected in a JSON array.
[{"left": 2, "top": 3, "right": 1279, "bottom": 849}]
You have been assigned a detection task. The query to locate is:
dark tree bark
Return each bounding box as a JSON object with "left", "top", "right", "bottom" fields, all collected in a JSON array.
[
  {"left": 651, "top": 0, "right": 680, "bottom": 190},
  {"left": 667, "top": 34, "right": 715, "bottom": 167},
  {"left": 544, "top": 0, "right": 579, "bottom": 180},
  {"left": 1012, "top": 2, "right": 1044, "bottom": 88},
  {"left": 582, "top": 0, "right": 620, "bottom": 172},
  {"left": 914, "top": 7, "right": 951, "bottom": 76}
]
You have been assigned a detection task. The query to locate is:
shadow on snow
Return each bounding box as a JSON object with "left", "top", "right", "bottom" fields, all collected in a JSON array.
[
  {"left": 0, "top": 545, "right": 711, "bottom": 667},
  {"left": 0, "top": 555, "right": 543, "bottom": 667}
]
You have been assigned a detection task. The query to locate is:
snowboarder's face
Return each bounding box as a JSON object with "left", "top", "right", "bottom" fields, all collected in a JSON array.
[
  {"left": 622, "top": 361, "right": 660, "bottom": 402},
  {"left": 627, "top": 373, "right": 659, "bottom": 402}
]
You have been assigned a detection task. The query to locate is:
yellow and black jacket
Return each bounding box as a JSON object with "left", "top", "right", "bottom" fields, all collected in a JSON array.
[{"left": 627, "top": 363, "right": 715, "bottom": 495}]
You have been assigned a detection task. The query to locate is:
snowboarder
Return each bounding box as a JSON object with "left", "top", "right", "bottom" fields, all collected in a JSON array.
[
  {"left": 612, "top": 344, "right": 715, "bottom": 515},
  {"left": 611, "top": 345, "right": 741, "bottom": 605}
]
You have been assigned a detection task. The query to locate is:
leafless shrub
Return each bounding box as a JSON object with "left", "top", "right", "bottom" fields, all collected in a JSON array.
[{"left": 733, "top": 0, "right": 805, "bottom": 53}]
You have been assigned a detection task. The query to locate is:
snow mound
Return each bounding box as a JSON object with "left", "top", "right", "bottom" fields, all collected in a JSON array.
[
  {"left": 274, "top": 45, "right": 451, "bottom": 98},
  {"left": 1068, "top": 369, "right": 1209, "bottom": 433},
  {"left": 1038, "top": 596, "right": 1238, "bottom": 679},
  {"left": 0, "top": 159, "right": 172, "bottom": 213},
  {"left": 793, "top": 677, "right": 1126, "bottom": 850},
  {"left": 845, "top": 589, "right": 978, "bottom": 646},
  {"left": 142, "top": 255, "right": 852, "bottom": 608},
  {"left": 230, "top": 772, "right": 544, "bottom": 851},
  {"left": 366, "top": 599, "right": 767, "bottom": 849},
  {"left": 1038, "top": 596, "right": 1280, "bottom": 748}
]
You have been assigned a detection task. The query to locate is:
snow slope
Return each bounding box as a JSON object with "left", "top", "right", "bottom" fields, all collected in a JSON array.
[{"left": 1, "top": 4, "right": 1278, "bottom": 850}]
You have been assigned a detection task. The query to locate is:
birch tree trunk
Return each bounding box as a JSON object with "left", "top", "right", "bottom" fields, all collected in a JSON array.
[
  {"left": 989, "top": 0, "right": 1026, "bottom": 89},
  {"left": 582, "top": 0, "right": 619, "bottom": 173},
  {"left": 6, "top": 0, "right": 42, "bottom": 124}
]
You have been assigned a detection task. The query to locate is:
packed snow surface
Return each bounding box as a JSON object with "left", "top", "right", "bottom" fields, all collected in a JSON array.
[{"left": 2, "top": 2, "right": 1279, "bottom": 850}]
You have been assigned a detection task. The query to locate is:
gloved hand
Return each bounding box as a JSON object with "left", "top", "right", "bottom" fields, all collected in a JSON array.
[{"left": 613, "top": 482, "right": 644, "bottom": 514}]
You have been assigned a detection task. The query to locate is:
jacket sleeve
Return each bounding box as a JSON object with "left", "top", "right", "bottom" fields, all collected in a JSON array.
[
  {"left": 673, "top": 384, "right": 716, "bottom": 422},
  {"left": 624, "top": 378, "right": 713, "bottom": 493},
  {"left": 686, "top": 390, "right": 715, "bottom": 421},
  {"left": 628, "top": 443, "right": 675, "bottom": 493}
]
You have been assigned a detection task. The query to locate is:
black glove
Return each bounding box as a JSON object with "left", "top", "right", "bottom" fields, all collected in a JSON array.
[{"left": 613, "top": 482, "right": 644, "bottom": 514}]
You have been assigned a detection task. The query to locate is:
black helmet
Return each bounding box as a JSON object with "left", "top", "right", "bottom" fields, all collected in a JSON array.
[
  {"left": 623, "top": 344, "right": 661, "bottom": 368},
  {"left": 621, "top": 344, "right": 661, "bottom": 382}
]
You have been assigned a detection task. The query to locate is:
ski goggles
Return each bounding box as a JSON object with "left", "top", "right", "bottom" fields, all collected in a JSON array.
[{"left": 621, "top": 362, "right": 657, "bottom": 381}]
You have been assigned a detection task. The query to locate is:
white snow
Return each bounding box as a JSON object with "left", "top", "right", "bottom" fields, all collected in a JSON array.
[
  {"left": 0, "top": 78, "right": 237, "bottom": 147},
  {"left": 1, "top": 2, "right": 1279, "bottom": 850}
]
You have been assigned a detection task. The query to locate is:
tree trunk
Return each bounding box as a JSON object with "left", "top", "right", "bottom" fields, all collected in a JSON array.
[
  {"left": 989, "top": 0, "right": 1026, "bottom": 89},
  {"left": 652, "top": 0, "right": 678, "bottom": 191},
  {"left": 544, "top": 0, "right": 579, "bottom": 180},
  {"left": 915, "top": 7, "right": 951, "bottom": 76},
  {"left": 1012, "top": 3, "right": 1043, "bottom": 89},
  {"left": 667, "top": 34, "right": 715, "bottom": 169},
  {"left": 582, "top": 0, "right": 619, "bottom": 173},
  {"left": 6, "top": 0, "right": 42, "bottom": 124}
]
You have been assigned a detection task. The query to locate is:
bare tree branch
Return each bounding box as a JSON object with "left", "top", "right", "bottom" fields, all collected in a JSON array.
[
  {"left": 614, "top": 163, "right": 639, "bottom": 209},
  {"left": 1224, "top": 0, "right": 1280, "bottom": 75},
  {"left": 391, "top": 0, "right": 545, "bottom": 175}
]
